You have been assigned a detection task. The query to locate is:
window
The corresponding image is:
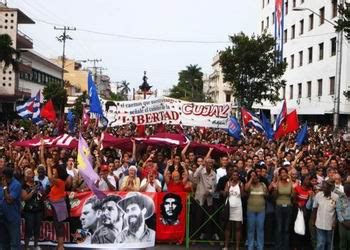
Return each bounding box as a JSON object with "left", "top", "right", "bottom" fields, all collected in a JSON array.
[
  {"left": 272, "top": 12, "right": 275, "bottom": 24},
  {"left": 300, "top": 19, "right": 304, "bottom": 35},
  {"left": 291, "top": 25, "right": 295, "bottom": 39},
  {"left": 299, "top": 50, "right": 303, "bottom": 66},
  {"left": 331, "top": 37, "right": 336, "bottom": 56},
  {"left": 285, "top": 0, "right": 288, "bottom": 15},
  {"left": 284, "top": 29, "right": 288, "bottom": 43},
  {"left": 308, "top": 47, "right": 313, "bottom": 63},
  {"left": 266, "top": 16, "right": 269, "bottom": 28},
  {"left": 293, "top": 0, "right": 296, "bottom": 8},
  {"left": 319, "top": 42, "right": 324, "bottom": 60},
  {"left": 309, "top": 14, "right": 314, "bottom": 30},
  {"left": 262, "top": 0, "right": 265, "bottom": 8},
  {"left": 291, "top": 54, "right": 295, "bottom": 69},
  {"left": 307, "top": 81, "right": 311, "bottom": 97},
  {"left": 261, "top": 20, "right": 264, "bottom": 32},
  {"left": 301, "top": 0, "right": 304, "bottom": 3},
  {"left": 329, "top": 76, "right": 335, "bottom": 95},
  {"left": 319, "top": 7, "right": 325, "bottom": 25},
  {"left": 332, "top": 0, "right": 337, "bottom": 18},
  {"left": 226, "top": 94, "right": 231, "bottom": 102},
  {"left": 318, "top": 79, "right": 323, "bottom": 96},
  {"left": 283, "top": 57, "right": 287, "bottom": 63},
  {"left": 282, "top": 86, "right": 286, "bottom": 99},
  {"left": 290, "top": 85, "right": 294, "bottom": 99},
  {"left": 298, "top": 83, "right": 302, "bottom": 98}
]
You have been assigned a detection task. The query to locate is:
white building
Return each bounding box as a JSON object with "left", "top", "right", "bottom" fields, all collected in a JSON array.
[
  {"left": 258, "top": 0, "right": 350, "bottom": 126},
  {"left": 0, "top": 4, "right": 62, "bottom": 116},
  {"left": 203, "top": 54, "right": 235, "bottom": 103}
]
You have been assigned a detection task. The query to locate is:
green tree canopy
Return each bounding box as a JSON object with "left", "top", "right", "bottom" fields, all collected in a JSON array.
[
  {"left": 169, "top": 64, "right": 205, "bottom": 102},
  {"left": 336, "top": 3, "right": 350, "bottom": 40},
  {"left": 0, "top": 34, "right": 19, "bottom": 71},
  {"left": 72, "top": 91, "right": 87, "bottom": 118},
  {"left": 42, "top": 82, "right": 68, "bottom": 113},
  {"left": 219, "top": 32, "right": 287, "bottom": 109}
]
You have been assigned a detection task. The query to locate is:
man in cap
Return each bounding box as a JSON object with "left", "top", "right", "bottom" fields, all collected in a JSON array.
[
  {"left": 91, "top": 195, "right": 122, "bottom": 244},
  {"left": 117, "top": 192, "right": 155, "bottom": 243}
]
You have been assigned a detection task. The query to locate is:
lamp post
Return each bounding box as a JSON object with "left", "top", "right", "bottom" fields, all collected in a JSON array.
[{"left": 293, "top": 3, "right": 344, "bottom": 131}]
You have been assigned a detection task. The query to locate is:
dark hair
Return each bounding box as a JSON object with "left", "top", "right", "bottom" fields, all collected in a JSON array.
[
  {"left": 161, "top": 193, "right": 183, "bottom": 220},
  {"left": 56, "top": 165, "right": 69, "bottom": 181},
  {"left": 85, "top": 196, "right": 102, "bottom": 211},
  {"left": 344, "top": 182, "right": 350, "bottom": 195},
  {"left": 105, "top": 101, "right": 117, "bottom": 112},
  {"left": 3, "top": 167, "right": 14, "bottom": 179},
  {"left": 102, "top": 195, "right": 122, "bottom": 205},
  {"left": 247, "top": 169, "right": 257, "bottom": 181},
  {"left": 278, "top": 167, "right": 288, "bottom": 175}
]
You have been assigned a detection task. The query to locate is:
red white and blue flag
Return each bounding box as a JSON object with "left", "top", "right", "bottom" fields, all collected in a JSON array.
[
  {"left": 273, "top": 100, "right": 287, "bottom": 132},
  {"left": 275, "top": 0, "right": 284, "bottom": 61},
  {"left": 16, "top": 91, "right": 42, "bottom": 124},
  {"left": 241, "top": 107, "right": 264, "bottom": 132}
]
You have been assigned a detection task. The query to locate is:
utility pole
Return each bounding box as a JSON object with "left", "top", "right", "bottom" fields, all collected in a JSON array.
[
  {"left": 54, "top": 26, "right": 76, "bottom": 87},
  {"left": 86, "top": 59, "right": 102, "bottom": 83}
]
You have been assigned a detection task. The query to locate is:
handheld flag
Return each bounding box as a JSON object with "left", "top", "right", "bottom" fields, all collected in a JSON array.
[
  {"left": 31, "top": 92, "right": 42, "bottom": 125},
  {"left": 260, "top": 111, "right": 274, "bottom": 140},
  {"left": 40, "top": 99, "right": 56, "bottom": 122},
  {"left": 16, "top": 96, "right": 35, "bottom": 118},
  {"left": 67, "top": 110, "right": 75, "bottom": 133},
  {"left": 227, "top": 117, "right": 242, "bottom": 140},
  {"left": 82, "top": 106, "right": 90, "bottom": 127},
  {"left": 241, "top": 107, "right": 264, "bottom": 132},
  {"left": 88, "top": 72, "right": 103, "bottom": 116},
  {"left": 77, "top": 135, "right": 106, "bottom": 200},
  {"left": 274, "top": 109, "right": 299, "bottom": 140},
  {"left": 296, "top": 123, "right": 308, "bottom": 146},
  {"left": 275, "top": 0, "right": 285, "bottom": 61},
  {"left": 273, "top": 100, "right": 287, "bottom": 131}
]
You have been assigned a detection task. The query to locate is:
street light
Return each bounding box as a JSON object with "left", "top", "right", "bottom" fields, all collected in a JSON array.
[{"left": 293, "top": 4, "right": 345, "bottom": 131}]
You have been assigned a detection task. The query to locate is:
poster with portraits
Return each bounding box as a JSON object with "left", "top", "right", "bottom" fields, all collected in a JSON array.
[
  {"left": 21, "top": 191, "right": 187, "bottom": 248},
  {"left": 155, "top": 192, "right": 187, "bottom": 244}
]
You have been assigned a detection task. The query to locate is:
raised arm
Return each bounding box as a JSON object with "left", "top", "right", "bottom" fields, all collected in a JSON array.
[{"left": 181, "top": 142, "right": 190, "bottom": 162}]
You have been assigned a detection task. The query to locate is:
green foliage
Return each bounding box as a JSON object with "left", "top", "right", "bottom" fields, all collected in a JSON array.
[
  {"left": 0, "top": 34, "right": 19, "bottom": 71},
  {"left": 72, "top": 91, "right": 87, "bottom": 118},
  {"left": 169, "top": 64, "right": 205, "bottom": 102},
  {"left": 110, "top": 92, "right": 125, "bottom": 101},
  {"left": 219, "top": 32, "right": 287, "bottom": 109},
  {"left": 336, "top": 3, "right": 350, "bottom": 40},
  {"left": 42, "top": 82, "right": 68, "bottom": 113},
  {"left": 118, "top": 80, "right": 131, "bottom": 98}
]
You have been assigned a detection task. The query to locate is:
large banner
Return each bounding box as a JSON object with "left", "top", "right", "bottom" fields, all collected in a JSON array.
[
  {"left": 102, "top": 97, "right": 233, "bottom": 128},
  {"left": 21, "top": 191, "right": 187, "bottom": 248}
]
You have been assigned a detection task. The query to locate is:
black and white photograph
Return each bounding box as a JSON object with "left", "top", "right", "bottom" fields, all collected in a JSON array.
[{"left": 160, "top": 193, "right": 183, "bottom": 226}]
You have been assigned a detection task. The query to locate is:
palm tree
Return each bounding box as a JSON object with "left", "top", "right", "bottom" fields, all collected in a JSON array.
[
  {"left": 0, "top": 34, "right": 19, "bottom": 71},
  {"left": 119, "top": 80, "right": 131, "bottom": 98}
]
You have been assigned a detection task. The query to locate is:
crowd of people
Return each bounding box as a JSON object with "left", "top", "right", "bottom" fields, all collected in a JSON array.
[{"left": 0, "top": 119, "right": 350, "bottom": 250}]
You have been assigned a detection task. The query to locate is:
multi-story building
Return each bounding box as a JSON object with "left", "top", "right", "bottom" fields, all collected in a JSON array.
[
  {"left": 203, "top": 54, "right": 235, "bottom": 103},
  {"left": 0, "top": 4, "right": 62, "bottom": 117},
  {"left": 258, "top": 0, "right": 350, "bottom": 126}
]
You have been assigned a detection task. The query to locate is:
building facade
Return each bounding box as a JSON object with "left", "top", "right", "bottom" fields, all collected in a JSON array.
[
  {"left": 0, "top": 4, "right": 62, "bottom": 117},
  {"left": 258, "top": 0, "right": 350, "bottom": 126},
  {"left": 203, "top": 54, "right": 235, "bottom": 104}
]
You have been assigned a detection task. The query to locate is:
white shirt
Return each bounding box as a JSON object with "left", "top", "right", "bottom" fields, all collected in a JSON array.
[
  {"left": 228, "top": 183, "right": 242, "bottom": 208},
  {"left": 140, "top": 179, "right": 161, "bottom": 192},
  {"left": 98, "top": 175, "right": 117, "bottom": 191},
  {"left": 216, "top": 167, "right": 227, "bottom": 184},
  {"left": 313, "top": 191, "right": 339, "bottom": 230}
]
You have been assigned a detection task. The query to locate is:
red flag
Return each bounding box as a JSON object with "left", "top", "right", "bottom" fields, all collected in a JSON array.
[
  {"left": 136, "top": 124, "right": 145, "bottom": 137},
  {"left": 40, "top": 99, "right": 56, "bottom": 122},
  {"left": 274, "top": 109, "right": 299, "bottom": 140}
]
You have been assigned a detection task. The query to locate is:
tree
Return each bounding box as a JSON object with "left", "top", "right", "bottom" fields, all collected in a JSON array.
[
  {"left": 335, "top": 3, "right": 350, "bottom": 40},
  {"left": 110, "top": 92, "right": 125, "bottom": 101},
  {"left": 0, "top": 34, "right": 19, "bottom": 71},
  {"left": 119, "top": 80, "right": 131, "bottom": 98},
  {"left": 219, "top": 32, "right": 287, "bottom": 109},
  {"left": 72, "top": 91, "right": 87, "bottom": 118},
  {"left": 169, "top": 64, "right": 205, "bottom": 102},
  {"left": 42, "top": 82, "right": 68, "bottom": 113}
]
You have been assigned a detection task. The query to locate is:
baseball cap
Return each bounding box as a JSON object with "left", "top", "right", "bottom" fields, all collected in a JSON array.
[
  {"left": 100, "top": 165, "right": 109, "bottom": 172},
  {"left": 283, "top": 161, "right": 291, "bottom": 166}
]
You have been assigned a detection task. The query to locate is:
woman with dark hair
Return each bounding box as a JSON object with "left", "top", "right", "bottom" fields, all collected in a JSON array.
[
  {"left": 223, "top": 170, "right": 243, "bottom": 250},
  {"left": 292, "top": 175, "right": 313, "bottom": 250},
  {"left": 245, "top": 170, "right": 268, "bottom": 250},
  {"left": 47, "top": 162, "right": 68, "bottom": 250},
  {"left": 269, "top": 167, "right": 293, "bottom": 250},
  {"left": 22, "top": 168, "right": 45, "bottom": 249}
]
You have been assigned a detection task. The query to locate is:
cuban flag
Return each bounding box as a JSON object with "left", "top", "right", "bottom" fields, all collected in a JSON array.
[
  {"left": 273, "top": 100, "right": 287, "bottom": 132},
  {"left": 275, "top": 0, "right": 284, "bottom": 61},
  {"left": 241, "top": 107, "right": 264, "bottom": 132},
  {"left": 227, "top": 116, "right": 242, "bottom": 140},
  {"left": 16, "top": 94, "right": 37, "bottom": 118},
  {"left": 31, "top": 92, "right": 42, "bottom": 125}
]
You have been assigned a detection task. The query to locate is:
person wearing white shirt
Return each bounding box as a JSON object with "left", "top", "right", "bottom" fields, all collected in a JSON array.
[
  {"left": 96, "top": 165, "right": 117, "bottom": 191},
  {"left": 216, "top": 156, "right": 229, "bottom": 184},
  {"left": 139, "top": 171, "right": 161, "bottom": 192}
]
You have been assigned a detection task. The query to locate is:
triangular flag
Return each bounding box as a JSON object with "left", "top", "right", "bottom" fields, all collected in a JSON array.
[
  {"left": 40, "top": 99, "right": 56, "bottom": 122},
  {"left": 274, "top": 109, "right": 299, "bottom": 140}
]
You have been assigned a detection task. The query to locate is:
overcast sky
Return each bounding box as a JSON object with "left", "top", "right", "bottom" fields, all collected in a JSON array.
[{"left": 8, "top": 0, "right": 259, "bottom": 92}]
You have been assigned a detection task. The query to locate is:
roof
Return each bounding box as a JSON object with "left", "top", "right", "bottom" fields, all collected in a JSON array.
[
  {"left": 21, "top": 50, "right": 65, "bottom": 73},
  {"left": 0, "top": 7, "right": 35, "bottom": 24}
]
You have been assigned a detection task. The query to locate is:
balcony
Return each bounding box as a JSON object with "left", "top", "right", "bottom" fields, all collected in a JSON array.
[
  {"left": 17, "top": 30, "right": 33, "bottom": 49},
  {"left": 18, "top": 58, "right": 32, "bottom": 73}
]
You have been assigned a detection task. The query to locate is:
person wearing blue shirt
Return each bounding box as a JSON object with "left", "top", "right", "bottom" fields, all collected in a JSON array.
[
  {"left": 336, "top": 182, "right": 350, "bottom": 250},
  {"left": 0, "top": 167, "right": 22, "bottom": 250}
]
